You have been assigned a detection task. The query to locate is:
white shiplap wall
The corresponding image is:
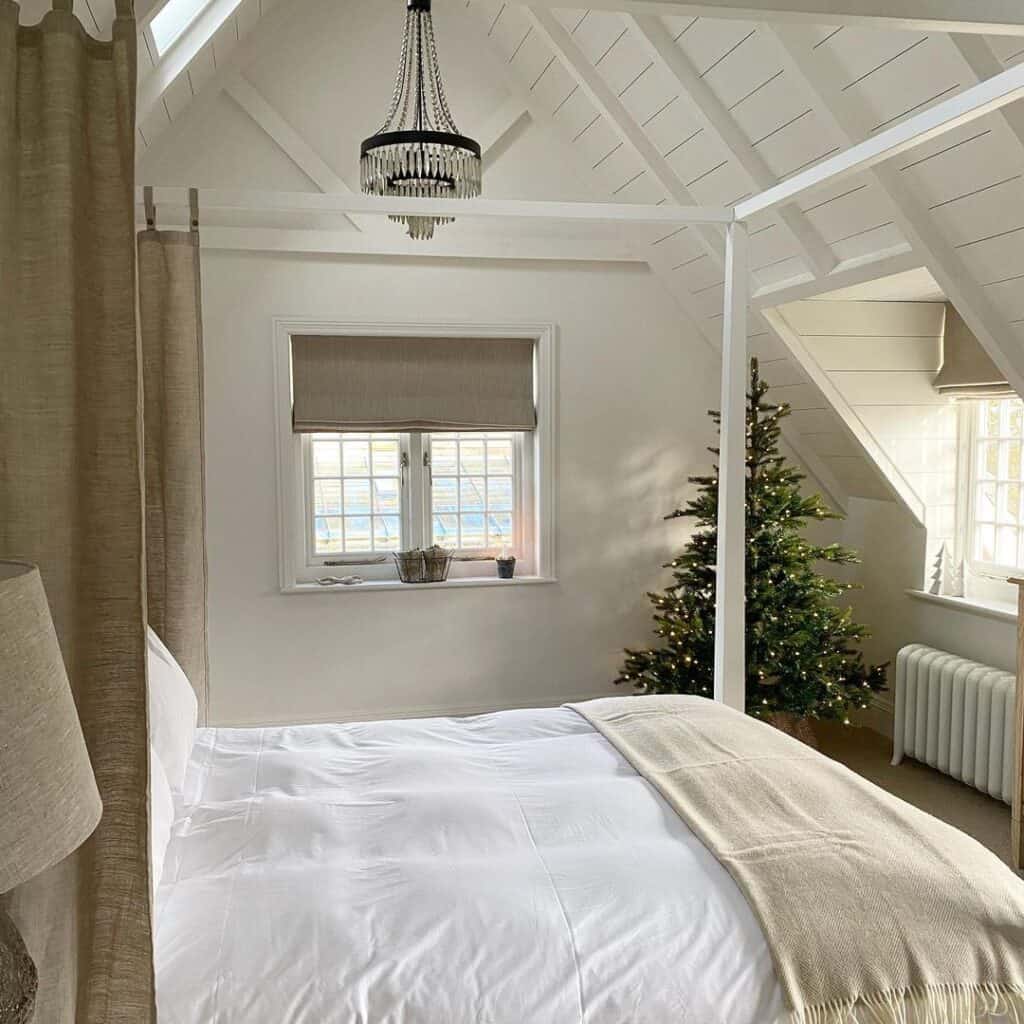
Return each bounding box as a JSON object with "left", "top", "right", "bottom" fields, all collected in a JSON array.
[{"left": 779, "top": 298, "right": 955, "bottom": 568}]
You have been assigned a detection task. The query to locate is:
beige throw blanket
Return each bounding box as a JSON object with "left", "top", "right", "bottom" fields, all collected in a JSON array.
[{"left": 569, "top": 695, "right": 1024, "bottom": 1024}]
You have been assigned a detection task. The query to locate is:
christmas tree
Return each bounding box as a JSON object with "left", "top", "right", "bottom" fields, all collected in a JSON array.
[{"left": 618, "top": 358, "right": 887, "bottom": 723}]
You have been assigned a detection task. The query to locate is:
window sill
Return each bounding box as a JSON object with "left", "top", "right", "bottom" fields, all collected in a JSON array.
[
  {"left": 282, "top": 575, "right": 557, "bottom": 595},
  {"left": 905, "top": 589, "right": 1017, "bottom": 624}
]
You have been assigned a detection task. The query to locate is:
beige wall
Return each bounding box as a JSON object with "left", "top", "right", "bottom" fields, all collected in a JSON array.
[{"left": 201, "top": 252, "right": 732, "bottom": 725}]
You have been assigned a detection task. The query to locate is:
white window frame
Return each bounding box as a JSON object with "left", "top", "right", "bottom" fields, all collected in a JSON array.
[
  {"left": 955, "top": 396, "right": 1024, "bottom": 604},
  {"left": 273, "top": 319, "right": 557, "bottom": 591}
]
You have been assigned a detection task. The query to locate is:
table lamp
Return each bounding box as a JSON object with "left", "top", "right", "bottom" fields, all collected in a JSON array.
[{"left": 0, "top": 561, "right": 103, "bottom": 1024}]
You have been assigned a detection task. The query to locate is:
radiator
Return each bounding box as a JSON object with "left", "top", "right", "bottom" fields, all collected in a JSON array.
[{"left": 891, "top": 644, "right": 1016, "bottom": 805}]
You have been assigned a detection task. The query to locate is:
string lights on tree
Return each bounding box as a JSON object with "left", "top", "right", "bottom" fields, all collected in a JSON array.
[{"left": 618, "top": 359, "right": 887, "bottom": 727}]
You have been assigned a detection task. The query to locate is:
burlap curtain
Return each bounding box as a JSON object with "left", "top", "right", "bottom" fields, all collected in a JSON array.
[
  {"left": 934, "top": 303, "right": 1014, "bottom": 398},
  {"left": 291, "top": 334, "right": 537, "bottom": 432},
  {"left": 138, "top": 189, "right": 210, "bottom": 722},
  {"left": 0, "top": 0, "right": 156, "bottom": 1020}
]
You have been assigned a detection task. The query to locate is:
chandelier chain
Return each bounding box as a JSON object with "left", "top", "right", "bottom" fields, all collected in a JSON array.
[
  {"left": 423, "top": 14, "right": 458, "bottom": 133},
  {"left": 378, "top": 7, "right": 412, "bottom": 132}
]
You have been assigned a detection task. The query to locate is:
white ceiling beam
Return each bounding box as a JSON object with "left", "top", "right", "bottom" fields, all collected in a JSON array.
[
  {"left": 511, "top": 0, "right": 1024, "bottom": 36},
  {"left": 136, "top": 186, "right": 733, "bottom": 225},
  {"left": 224, "top": 73, "right": 352, "bottom": 196},
  {"left": 947, "top": 34, "right": 1024, "bottom": 152},
  {"left": 628, "top": 13, "right": 835, "bottom": 279},
  {"left": 737, "top": 59, "right": 1024, "bottom": 221},
  {"left": 477, "top": 96, "right": 532, "bottom": 160},
  {"left": 135, "top": 0, "right": 305, "bottom": 174},
  {"left": 526, "top": 7, "right": 727, "bottom": 268},
  {"left": 188, "top": 226, "right": 643, "bottom": 263},
  {"left": 137, "top": 0, "right": 245, "bottom": 123},
  {"left": 770, "top": 23, "right": 1024, "bottom": 402},
  {"left": 515, "top": 8, "right": 856, "bottom": 510},
  {"left": 751, "top": 245, "right": 918, "bottom": 309},
  {"left": 223, "top": 73, "right": 366, "bottom": 234}
]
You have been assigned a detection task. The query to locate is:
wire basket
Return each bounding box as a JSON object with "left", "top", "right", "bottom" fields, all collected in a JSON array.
[{"left": 393, "top": 546, "right": 453, "bottom": 583}]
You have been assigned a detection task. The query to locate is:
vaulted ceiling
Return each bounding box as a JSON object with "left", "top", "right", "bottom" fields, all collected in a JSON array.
[{"left": 17, "top": 0, "right": 1024, "bottom": 513}]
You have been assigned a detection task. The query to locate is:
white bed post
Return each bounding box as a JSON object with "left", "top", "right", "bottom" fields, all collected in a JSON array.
[{"left": 713, "top": 220, "right": 749, "bottom": 712}]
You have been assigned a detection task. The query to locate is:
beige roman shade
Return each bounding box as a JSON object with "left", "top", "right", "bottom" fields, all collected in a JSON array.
[
  {"left": 934, "top": 303, "right": 1014, "bottom": 398},
  {"left": 291, "top": 334, "right": 537, "bottom": 432}
]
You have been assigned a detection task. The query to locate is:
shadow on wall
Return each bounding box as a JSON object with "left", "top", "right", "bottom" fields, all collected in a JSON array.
[{"left": 565, "top": 439, "right": 708, "bottom": 629}]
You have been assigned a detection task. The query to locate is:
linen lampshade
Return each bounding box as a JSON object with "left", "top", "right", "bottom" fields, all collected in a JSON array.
[{"left": 0, "top": 561, "right": 102, "bottom": 894}]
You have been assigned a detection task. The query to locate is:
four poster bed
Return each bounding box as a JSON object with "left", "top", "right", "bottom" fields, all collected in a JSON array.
[{"left": 148, "top": 53, "right": 1024, "bottom": 1024}]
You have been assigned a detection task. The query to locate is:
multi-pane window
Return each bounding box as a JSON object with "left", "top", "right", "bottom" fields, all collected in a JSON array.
[
  {"left": 428, "top": 433, "right": 517, "bottom": 552},
  {"left": 309, "top": 433, "right": 404, "bottom": 555},
  {"left": 966, "top": 398, "right": 1024, "bottom": 571},
  {"left": 303, "top": 431, "right": 529, "bottom": 568}
]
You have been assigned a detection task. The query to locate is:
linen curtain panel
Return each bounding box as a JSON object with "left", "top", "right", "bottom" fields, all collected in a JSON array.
[
  {"left": 138, "top": 189, "right": 210, "bottom": 722},
  {"left": 0, "top": 0, "right": 156, "bottom": 1020},
  {"left": 291, "top": 334, "right": 537, "bottom": 432}
]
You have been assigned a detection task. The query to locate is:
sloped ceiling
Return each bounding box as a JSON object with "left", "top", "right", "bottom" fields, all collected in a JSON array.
[{"left": 22, "top": 0, "right": 1024, "bottom": 508}]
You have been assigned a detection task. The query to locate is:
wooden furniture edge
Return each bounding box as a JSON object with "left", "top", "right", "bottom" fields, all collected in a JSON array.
[{"left": 1010, "top": 578, "right": 1024, "bottom": 870}]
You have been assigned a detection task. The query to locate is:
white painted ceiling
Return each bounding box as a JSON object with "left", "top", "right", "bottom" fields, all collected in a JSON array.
[{"left": 16, "top": 0, "right": 1024, "bottom": 508}]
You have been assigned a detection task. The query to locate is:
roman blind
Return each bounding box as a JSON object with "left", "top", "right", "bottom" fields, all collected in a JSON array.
[
  {"left": 934, "top": 303, "right": 1013, "bottom": 398},
  {"left": 291, "top": 335, "right": 537, "bottom": 432}
]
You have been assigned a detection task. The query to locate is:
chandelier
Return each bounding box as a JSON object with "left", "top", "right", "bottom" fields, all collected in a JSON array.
[{"left": 360, "top": 0, "right": 482, "bottom": 241}]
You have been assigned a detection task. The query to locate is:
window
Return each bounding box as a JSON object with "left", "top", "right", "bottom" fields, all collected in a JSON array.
[
  {"left": 147, "top": 0, "right": 216, "bottom": 55},
  {"left": 308, "top": 433, "right": 405, "bottom": 556},
  {"left": 275, "top": 319, "right": 555, "bottom": 590},
  {"left": 300, "top": 430, "right": 533, "bottom": 579},
  {"left": 428, "top": 433, "right": 520, "bottom": 553},
  {"left": 963, "top": 397, "right": 1024, "bottom": 575}
]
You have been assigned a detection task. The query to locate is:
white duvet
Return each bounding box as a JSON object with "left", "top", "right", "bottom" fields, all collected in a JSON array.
[{"left": 156, "top": 707, "right": 785, "bottom": 1024}]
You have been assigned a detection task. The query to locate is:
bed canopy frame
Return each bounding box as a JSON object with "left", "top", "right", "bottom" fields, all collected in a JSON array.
[{"left": 142, "top": 55, "right": 1024, "bottom": 867}]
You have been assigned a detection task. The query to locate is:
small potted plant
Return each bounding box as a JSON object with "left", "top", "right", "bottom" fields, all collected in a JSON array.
[{"left": 495, "top": 545, "right": 516, "bottom": 579}]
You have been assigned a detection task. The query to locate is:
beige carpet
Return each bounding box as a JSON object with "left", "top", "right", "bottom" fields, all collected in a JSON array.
[{"left": 817, "top": 723, "right": 1015, "bottom": 869}]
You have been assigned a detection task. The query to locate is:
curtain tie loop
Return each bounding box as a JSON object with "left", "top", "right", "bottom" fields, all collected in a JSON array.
[
  {"left": 143, "top": 186, "right": 156, "bottom": 230},
  {"left": 188, "top": 188, "right": 199, "bottom": 233}
]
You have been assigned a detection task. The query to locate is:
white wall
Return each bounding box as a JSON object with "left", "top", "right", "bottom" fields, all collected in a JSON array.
[
  {"left": 840, "top": 496, "right": 1016, "bottom": 736},
  {"left": 202, "top": 252, "right": 727, "bottom": 725}
]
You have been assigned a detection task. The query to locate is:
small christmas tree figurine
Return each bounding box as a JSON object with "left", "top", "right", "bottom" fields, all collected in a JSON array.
[
  {"left": 618, "top": 358, "right": 887, "bottom": 724},
  {"left": 928, "top": 543, "right": 947, "bottom": 595}
]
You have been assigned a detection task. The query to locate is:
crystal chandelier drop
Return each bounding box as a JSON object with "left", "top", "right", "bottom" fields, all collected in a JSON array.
[{"left": 360, "top": 0, "right": 482, "bottom": 241}]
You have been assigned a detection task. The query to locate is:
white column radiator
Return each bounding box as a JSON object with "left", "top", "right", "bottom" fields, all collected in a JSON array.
[{"left": 891, "top": 644, "right": 1016, "bottom": 805}]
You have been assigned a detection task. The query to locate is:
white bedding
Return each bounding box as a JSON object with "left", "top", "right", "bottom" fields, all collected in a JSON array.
[{"left": 156, "top": 706, "right": 785, "bottom": 1024}]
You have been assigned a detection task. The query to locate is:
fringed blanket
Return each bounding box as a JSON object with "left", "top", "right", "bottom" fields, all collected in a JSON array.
[{"left": 568, "top": 695, "right": 1024, "bottom": 1024}]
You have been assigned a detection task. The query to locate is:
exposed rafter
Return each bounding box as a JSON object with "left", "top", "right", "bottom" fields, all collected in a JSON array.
[
  {"left": 770, "top": 23, "right": 1024, "bottom": 401},
  {"left": 736, "top": 58, "right": 1024, "bottom": 221},
  {"left": 627, "top": 13, "right": 834, "bottom": 279},
  {"left": 135, "top": 186, "right": 731, "bottom": 224},
  {"left": 511, "top": 0, "right": 1024, "bottom": 36},
  {"left": 751, "top": 246, "right": 919, "bottom": 310},
  {"left": 224, "top": 73, "right": 367, "bottom": 233},
  {"left": 525, "top": 7, "right": 727, "bottom": 269},
  {"left": 198, "top": 226, "right": 643, "bottom": 263},
  {"left": 137, "top": 0, "right": 246, "bottom": 123},
  {"left": 478, "top": 5, "right": 851, "bottom": 511},
  {"left": 946, "top": 34, "right": 1024, "bottom": 152},
  {"left": 136, "top": 0, "right": 305, "bottom": 173},
  {"left": 477, "top": 96, "right": 532, "bottom": 160}
]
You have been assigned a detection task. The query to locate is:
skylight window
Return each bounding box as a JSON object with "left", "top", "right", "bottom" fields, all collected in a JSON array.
[{"left": 149, "top": 0, "right": 213, "bottom": 56}]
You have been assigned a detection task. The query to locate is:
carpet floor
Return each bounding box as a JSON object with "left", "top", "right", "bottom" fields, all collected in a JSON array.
[{"left": 816, "top": 723, "right": 1015, "bottom": 869}]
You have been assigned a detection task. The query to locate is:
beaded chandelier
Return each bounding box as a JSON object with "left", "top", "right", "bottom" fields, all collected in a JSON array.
[{"left": 360, "top": 0, "right": 482, "bottom": 241}]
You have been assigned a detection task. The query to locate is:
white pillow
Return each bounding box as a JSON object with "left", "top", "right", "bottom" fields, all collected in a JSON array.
[
  {"left": 149, "top": 748, "right": 175, "bottom": 905},
  {"left": 147, "top": 627, "right": 198, "bottom": 794}
]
